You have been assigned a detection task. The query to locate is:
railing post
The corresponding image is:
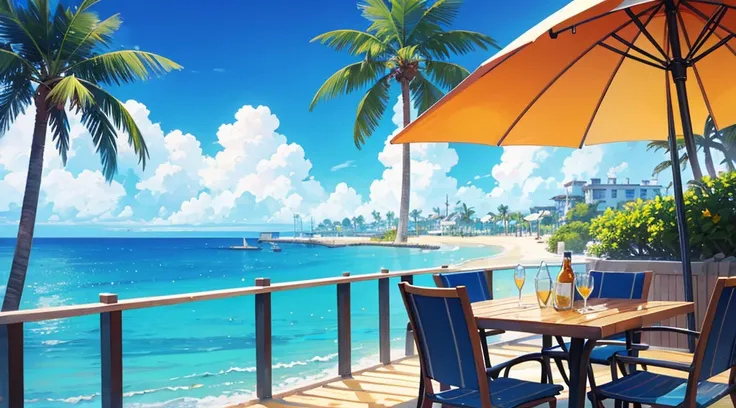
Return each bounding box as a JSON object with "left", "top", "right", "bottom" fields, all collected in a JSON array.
[
  {"left": 255, "top": 278, "right": 272, "bottom": 400},
  {"left": 0, "top": 322, "right": 23, "bottom": 408},
  {"left": 378, "top": 268, "right": 390, "bottom": 365},
  {"left": 337, "top": 272, "right": 351, "bottom": 377},
  {"left": 401, "top": 275, "right": 415, "bottom": 356},
  {"left": 100, "top": 293, "right": 122, "bottom": 408}
]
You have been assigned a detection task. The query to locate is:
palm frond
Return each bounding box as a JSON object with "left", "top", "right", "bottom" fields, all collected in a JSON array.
[
  {"left": 407, "top": 0, "right": 462, "bottom": 42},
  {"left": 310, "top": 60, "right": 387, "bottom": 110},
  {"left": 646, "top": 138, "right": 684, "bottom": 152},
  {"left": 0, "top": 0, "right": 48, "bottom": 64},
  {"left": 64, "top": 50, "right": 182, "bottom": 86},
  {"left": 424, "top": 60, "right": 468, "bottom": 90},
  {"left": 47, "top": 74, "right": 94, "bottom": 109},
  {"left": 420, "top": 30, "right": 498, "bottom": 59},
  {"left": 48, "top": 106, "right": 70, "bottom": 165},
  {"left": 81, "top": 79, "right": 148, "bottom": 170},
  {"left": 389, "top": 0, "right": 425, "bottom": 45},
  {"left": 0, "top": 48, "right": 40, "bottom": 79},
  {"left": 409, "top": 72, "right": 443, "bottom": 114},
  {"left": 0, "top": 68, "right": 32, "bottom": 135},
  {"left": 79, "top": 99, "right": 118, "bottom": 181},
  {"left": 311, "top": 29, "right": 393, "bottom": 58},
  {"left": 354, "top": 74, "right": 391, "bottom": 148},
  {"left": 56, "top": 13, "right": 121, "bottom": 69},
  {"left": 651, "top": 160, "right": 672, "bottom": 177},
  {"left": 53, "top": 0, "right": 103, "bottom": 63},
  {"left": 359, "top": 0, "right": 402, "bottom": 45}
]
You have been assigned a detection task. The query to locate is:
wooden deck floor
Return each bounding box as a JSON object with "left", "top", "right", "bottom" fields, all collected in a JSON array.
[{"left": 238, "top": 337, "right": 733, "bottom": 408}]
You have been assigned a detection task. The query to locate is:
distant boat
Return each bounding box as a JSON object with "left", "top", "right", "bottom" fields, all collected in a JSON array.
[{"left": 271, "top": 243, "right": 282, "bottom": 253}]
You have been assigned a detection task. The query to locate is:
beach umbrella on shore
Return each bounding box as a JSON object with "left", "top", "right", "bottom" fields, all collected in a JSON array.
[{"left": 391, "top": 0, "right": 736, "bottom": 342}]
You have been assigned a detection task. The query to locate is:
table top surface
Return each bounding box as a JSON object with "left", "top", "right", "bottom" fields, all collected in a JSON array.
[{"left": 472, "top": 295, "right": 694, "bottom": 339}]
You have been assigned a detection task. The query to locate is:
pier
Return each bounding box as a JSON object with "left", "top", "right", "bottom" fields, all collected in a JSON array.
[{"left": 258, "top": 237, "right": 441, "bottom": 250}]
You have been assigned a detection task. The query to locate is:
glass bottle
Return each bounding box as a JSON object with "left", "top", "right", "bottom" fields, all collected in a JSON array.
[
  {"left": 534, "top": 261, "right": 553, "bottom": 308},
  {"left": 554, "top": 252, "right": 575, "bottom": 311}
]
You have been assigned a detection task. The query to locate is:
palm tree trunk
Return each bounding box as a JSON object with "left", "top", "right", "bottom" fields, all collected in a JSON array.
[
  {"left": 2, "top": 88, "right": 50, "bottom": 312},
  {"left": 703, "top": 144, "right": 717, "bottom": 178},
  {"left": 395, "top": 80, "right": 411, "bottom": 243}
]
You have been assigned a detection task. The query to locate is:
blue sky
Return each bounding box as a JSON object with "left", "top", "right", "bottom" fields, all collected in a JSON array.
[{"left": 0, "top": 0, "right": 716, "bottom": 236}]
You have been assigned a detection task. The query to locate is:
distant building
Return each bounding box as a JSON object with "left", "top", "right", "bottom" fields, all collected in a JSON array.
[
  {"left": 550, "top": 180, "right": 586, "bottom": 218},
  {"left": 529, "top": 205, "right": 556, "bottom": 215},
  {"left": 583, "top": 177, "right": 662, "bottom": 210}
]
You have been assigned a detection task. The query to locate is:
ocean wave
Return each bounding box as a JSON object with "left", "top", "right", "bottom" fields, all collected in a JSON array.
[
  {"left": 41, "top": 339, "right": 69, "bottom": 346},
  {"left": 124, "top": 384, "right": 203, "bottom": 397},
  {"left": 169, "top": 353, "right": 338, "bottom": 381},
  {"left": 43, "top": 393, "right": 99, "bottom": 404}
]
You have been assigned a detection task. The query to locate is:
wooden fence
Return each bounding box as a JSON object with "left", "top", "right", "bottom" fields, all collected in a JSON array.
[
  {"left": 0, "top": 262, "right": 554, "bottom": 408},
  {"left": 590, "top": 258, "right": 736, "bottom": 349}
]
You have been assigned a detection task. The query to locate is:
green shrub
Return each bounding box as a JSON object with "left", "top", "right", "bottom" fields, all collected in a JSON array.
[
  {"left": 589, "top": 171, "right": 736, "bottom": 260},
  {"left": 546, "top": 221, "right": 591, "bottom": 254},
  {"left": 371, "top": 229, "right": 397, "bottom": 242}
]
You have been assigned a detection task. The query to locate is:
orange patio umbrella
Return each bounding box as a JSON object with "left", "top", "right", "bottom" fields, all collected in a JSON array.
[{"left": 392, "top": 0, "right": 736, "bottom": 343}]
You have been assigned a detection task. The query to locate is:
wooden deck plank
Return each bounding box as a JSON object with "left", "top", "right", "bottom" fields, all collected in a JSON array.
[{"left": 234, "top": 340, "right": 733, "bottom": 408}]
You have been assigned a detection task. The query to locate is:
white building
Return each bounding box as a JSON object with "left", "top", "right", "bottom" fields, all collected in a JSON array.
[
  {"left": 550, "top": 180, "right": 586, "bottom": 217},
  {"left": 583, "top": 177, "right": 662, "bottom": 209}
]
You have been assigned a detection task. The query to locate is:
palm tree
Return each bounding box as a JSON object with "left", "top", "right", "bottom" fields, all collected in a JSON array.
[
  {"left": 371, "top": 210, "right": 382, "bottom": 230},
  {"left": 409, "top": 208, "right": 422, "bottom": 235},
  {"left": 648, "top": 117, "right": 735, "bottom": 179},
  {"left": 322, "top": 218, "right": 333, "bottom": 231},
  {"left": 310, "top": 0, "right": 497, "bottom": 243},
  {"left": 432, "top": 206, "right": 441, "bottom": 217},
  {"left": 386, "top": 210, "right": 395, "bottom": 229},
  {"left": 355, "top": 215, "right": 366, "bottom": 232},
  {"left": 497, "top": 205, "right": 509, "bottom": 235},
  {"left": 457, "top": 202, "right": 475, "bottom": 233},
  {"left": 0, "top": 0, "right": 180, "bottom": 311}
]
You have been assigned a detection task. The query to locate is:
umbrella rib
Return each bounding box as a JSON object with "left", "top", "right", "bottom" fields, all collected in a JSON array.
[
  {"left": 579, "top": 7, "right": 661, "bottom": 149},
  {"left": 624, "top": 7, "right": 668, "bottom": 59},
  {"left": 684, "top": 4, "right": 726, "bottom": 60},
  {"left": 688, "top": 0, "right": 736, "bottom": 11},
  {"left": 677, "top": 10, "right": 722, "bottom": 132},
  {"left": 610, "top": 33, "right": 667, "bottom": 66},
  {"left": 681, "top": 0, "right": 736, "bottom": 58},
  {"left": 496, "top": 6, "right": 660, "bottom": 146}
]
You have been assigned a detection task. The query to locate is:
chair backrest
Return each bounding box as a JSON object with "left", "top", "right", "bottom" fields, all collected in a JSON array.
[
  {"left": 433, "top": 269, "right": 493, "bottom": 303},
  {"left": 574, "top": 270, "right": 653, "bottom": 301},
  {"left": 399, "top": 282, "right": 489, "bottom": 399},
  {"left": 693, "top": 277, "right": 736, "bottom": 382}
]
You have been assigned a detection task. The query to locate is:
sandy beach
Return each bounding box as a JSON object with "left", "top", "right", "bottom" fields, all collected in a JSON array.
[{"left": 267, "top": 234, "right": 562, "bottom": 268}]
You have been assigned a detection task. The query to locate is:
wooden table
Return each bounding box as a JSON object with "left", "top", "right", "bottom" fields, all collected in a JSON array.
[{"left": 472, "top": 295, "right": 694, "bottom": 408}]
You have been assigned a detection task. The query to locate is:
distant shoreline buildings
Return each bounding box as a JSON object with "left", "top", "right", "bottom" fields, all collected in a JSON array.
[{"left": 550, "top": 177, "right": 663, "bottom": 219}]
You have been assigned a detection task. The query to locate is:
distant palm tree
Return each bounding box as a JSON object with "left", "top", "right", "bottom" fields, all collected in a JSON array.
[
  {"left": 386, "top": 210, "right": 395, "bottom": 229},
  {"left": 371, "top": 210, "right": 382, "bottom": 230},
  {"left": 322, "top": 218, "right": 333, "bottom": 231},
  {"left": 310, "top": 0, "right": 497, "bottom": 243},
  {"left": 409, "top": 209, "right": 422, "bottom": 235},
  {"left": 497, "top": 205, "right": 510, "bottom": 235},
  {"left": 355, "top": 215, "right": 366, "bottom": 232},
  {"left": 432, "top": 206, "right": 441, "bottom": 216},
  {"left": 457, "top": 202, "right": 475, "bottom": 233},
  {"left": 0, "top": 0, "right": 181, "bottom": 311}
]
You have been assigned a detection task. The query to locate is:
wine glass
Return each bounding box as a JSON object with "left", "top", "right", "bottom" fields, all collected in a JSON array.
[
  {"left": 575, "top": 273, "right": 595, "bottom": 313},
  {"left": 535, "top": 277, "right": 552, "bottom": 308},
  {"left": 514, "top": 265, "right": 526, "bottom": 307}
]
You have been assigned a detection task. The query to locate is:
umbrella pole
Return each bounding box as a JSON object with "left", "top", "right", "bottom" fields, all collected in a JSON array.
[{"left": 665, "top": 0, "right": 696, "bottom": 351}]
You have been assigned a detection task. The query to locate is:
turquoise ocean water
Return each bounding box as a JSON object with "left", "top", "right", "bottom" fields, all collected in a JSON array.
[{"left": 0, "top": 238, "right": 569, "bottom": 407}]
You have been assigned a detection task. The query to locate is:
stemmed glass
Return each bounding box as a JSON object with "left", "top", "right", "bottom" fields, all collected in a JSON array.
[
  {"left": 514, "top": 265, "right": 526, "bottom": 307},
  {"left": 535, "top": 277, "right": 552, "bottom": 308},
  {"left": 575, "top": 273, "right": 595, "bottom": 313}
]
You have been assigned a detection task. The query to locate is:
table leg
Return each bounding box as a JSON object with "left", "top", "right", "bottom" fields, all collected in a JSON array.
[
  {"left": 567, "top": 338, "right": 597, "bottom": 408},
  {"left": 542, "top": 335, "right": 552, "bottom": 384}
]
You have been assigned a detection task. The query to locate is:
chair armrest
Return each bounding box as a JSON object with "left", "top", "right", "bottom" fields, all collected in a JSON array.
[
  {"left": 596, "top": 340, "right": 650, "bottom": 350},
  {"left": 486, "top": 353, "right": 544, "bottom": 378},
  {"left": 634, "top": 326, "right": 700, "bottom": 338},
  {"left": 612, "top": 353, "right": 693, "bottom": 372}
]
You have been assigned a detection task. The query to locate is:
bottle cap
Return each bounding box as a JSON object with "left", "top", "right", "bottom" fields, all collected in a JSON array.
[{"left": 563, "top": 251, "right": 572, "bottom": 257}]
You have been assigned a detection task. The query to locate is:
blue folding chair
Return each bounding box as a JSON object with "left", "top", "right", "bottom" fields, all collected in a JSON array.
[
  {"left": 434, "top": 270, "right": 506, "bottom": 367},
  {"left": 592, "top": 276, "right": 736, "bottom": 408},
  {"left": 542, "top": 270, "right": 654, "bottom": 385},
  {"left": 399, "top": 282, "right": 562, "bottom": 408}
]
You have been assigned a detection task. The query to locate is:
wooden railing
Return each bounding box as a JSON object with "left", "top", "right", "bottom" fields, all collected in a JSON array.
[{"left": 0, "top": 262, "right": 563, "bottom": 408}]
